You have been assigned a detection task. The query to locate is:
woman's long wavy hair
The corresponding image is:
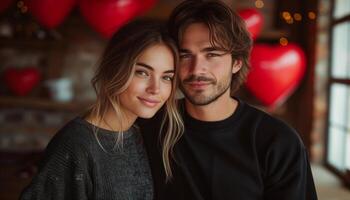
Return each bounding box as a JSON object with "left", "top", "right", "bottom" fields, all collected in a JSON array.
[{"left": 88, "top": 19, "right": 183, "bottom": 180}]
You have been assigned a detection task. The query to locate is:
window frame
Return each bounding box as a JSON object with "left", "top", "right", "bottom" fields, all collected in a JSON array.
[{"left": 325, "top": 0, "right": 350, "bottom": 187}]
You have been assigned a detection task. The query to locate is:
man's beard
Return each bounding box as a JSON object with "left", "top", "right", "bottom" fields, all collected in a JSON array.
[{"left": 180, "top": 74, "right": 231, "bottom": 106}]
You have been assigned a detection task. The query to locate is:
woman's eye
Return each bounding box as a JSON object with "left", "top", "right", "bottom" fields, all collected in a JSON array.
[
  {"left": 163, "top": 75, "right": 174, "bottom": 81},
  {"left": 135, "top": 70, "right": 148, "bottom": 77}
]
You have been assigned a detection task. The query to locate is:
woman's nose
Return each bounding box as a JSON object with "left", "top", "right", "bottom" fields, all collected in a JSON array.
[{"left": 146, "top": 78, "right": 160, "bottom": 94}]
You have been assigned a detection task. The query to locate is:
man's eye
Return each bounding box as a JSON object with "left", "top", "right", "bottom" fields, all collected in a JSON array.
[
  {"left": 135, "top": 70, "right": 148, "bottom": 77},
  {"left": 180, "top": 54, "right": 191, "bottom": 59},
  {"left": 207, "top": 53, "right": 220, "bottom": 57}
]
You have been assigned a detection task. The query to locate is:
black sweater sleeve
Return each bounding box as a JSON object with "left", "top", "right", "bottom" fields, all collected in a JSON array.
[
  {"left": 256, "top": 115, "right": 317, "bottom": 200},
  {"left": 19, "top": 126, "right": 93, "bottom": 200}
]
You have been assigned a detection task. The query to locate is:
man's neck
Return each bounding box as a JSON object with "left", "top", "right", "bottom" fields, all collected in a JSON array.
[{"left": 185, "top": 91, "right": 238, "bottom": 122}]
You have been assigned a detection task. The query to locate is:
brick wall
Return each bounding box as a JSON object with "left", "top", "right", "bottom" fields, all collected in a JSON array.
[{"left": 311, "top": 0, "right": 331, "bottom": 163}]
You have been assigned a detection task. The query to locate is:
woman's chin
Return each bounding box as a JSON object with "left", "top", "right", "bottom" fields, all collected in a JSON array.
[{"left": 137, "top": 111, "right": 157, "bottom": 119}]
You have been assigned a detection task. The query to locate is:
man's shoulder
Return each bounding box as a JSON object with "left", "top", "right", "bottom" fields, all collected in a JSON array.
[{"left": 238, "top": 101, "right": 304, "bottom": 147}]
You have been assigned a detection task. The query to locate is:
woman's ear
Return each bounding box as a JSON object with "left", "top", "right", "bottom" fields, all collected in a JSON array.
[{"left": 232, "top": 59, "right": 242, "bottom": 74}]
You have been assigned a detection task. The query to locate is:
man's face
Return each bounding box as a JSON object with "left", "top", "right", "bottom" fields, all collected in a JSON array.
[{"left": 178, "top": 23, "right": 241, "bottom": 106}]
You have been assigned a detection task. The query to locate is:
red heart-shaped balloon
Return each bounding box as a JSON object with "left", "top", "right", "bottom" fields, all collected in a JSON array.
[
  {"left": 79, "top": 0, "right": 157, "bottom": 38},
  {"left": 24, "top": 0, "right": 76, "bottom": 29},
  {"left": 3, "top": 67, "right": 41, "bottom": 96},
  {"left": 245, "top": 44, "right": 306, "bottom": 108},
  {"left": 0, "top": 0, "right": 14, "bottom": 13},
  {"left": 238, "top": 9, "right": 263, "bottom": 40},
  {"left": 139, "top": 0, "right": 157, "bottom": 14}
]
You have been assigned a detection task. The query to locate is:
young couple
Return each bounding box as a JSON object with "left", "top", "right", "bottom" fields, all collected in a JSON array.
[{"left": 21, "top": 1, "right": 318, "bottom": 199}]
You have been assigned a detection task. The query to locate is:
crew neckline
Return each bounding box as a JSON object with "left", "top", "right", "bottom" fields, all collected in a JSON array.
[
  {"left": 182, "top": 97, "right": 245, "bottom": 131},
  {"left": 75, "top": 116, "right": 136, "bottom": 139}
]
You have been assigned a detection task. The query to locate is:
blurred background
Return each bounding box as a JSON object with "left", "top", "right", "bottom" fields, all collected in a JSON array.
[{"left": 0, "top": 0, "right": 349, "bottom": 199}]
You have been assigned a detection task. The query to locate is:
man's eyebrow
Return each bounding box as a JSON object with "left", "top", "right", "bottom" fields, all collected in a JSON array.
[
  {"left": 179, "top": 47, "right": 225, "bottom": 53},
  {"left": 179, "top": 49, "right": 191, "bottom": 53},
  {"left": 201, "top": 47, "right": 224, "bottom": 52},
  {"left": 136, "top": 62, "right": 174, "bottom": 74}
]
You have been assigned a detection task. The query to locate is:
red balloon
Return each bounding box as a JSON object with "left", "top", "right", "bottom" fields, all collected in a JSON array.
[
  {"left": 245, "top": 43, "right": 306, "bottom": 108},
  {"left": 79, "top": 0, "right": 157, "bottom": 38},
  {"left": 0, "top": 0, "right": 14, "bottom": 13},
  {"left": 140, "top": 0, "right": 157, "bottom": 14},
  {"left": 238, "top": 9, "right": 263, "bottom": 40},
  {"left": 3, "top": 67, "right": 41, "bottom": 96},
  {"left": 24, "top": 0, "right": 76, "bottom": 29}
]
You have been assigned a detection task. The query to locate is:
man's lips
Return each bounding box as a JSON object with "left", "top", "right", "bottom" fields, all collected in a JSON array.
[
  {"left": 137, "top": 97, "right": 161, "bottom": 107},
  {"left": 186, "top": 81, "right": 211, "bottom": 89}
]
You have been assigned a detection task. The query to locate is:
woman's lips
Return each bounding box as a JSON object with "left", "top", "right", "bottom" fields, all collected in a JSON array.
[{"left": 137, "top": 97, "right": 161, "bottom": 107}]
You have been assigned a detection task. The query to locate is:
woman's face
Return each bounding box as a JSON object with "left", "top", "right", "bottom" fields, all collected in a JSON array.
[{"left": 119, "top": 43, "right": 175, "bottom": 119}]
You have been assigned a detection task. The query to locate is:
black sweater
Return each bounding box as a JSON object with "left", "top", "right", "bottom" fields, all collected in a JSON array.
[
  {"left": 140, "top": 99, "right": 318, "bottom": 200},
  {"left": 20, "top": 117, "right": 153, "bottom": 200}
]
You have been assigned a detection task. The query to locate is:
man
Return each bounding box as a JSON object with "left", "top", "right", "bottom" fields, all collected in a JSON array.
[{"left": 140, "top": 0, "right": 318, "bottom": 199}]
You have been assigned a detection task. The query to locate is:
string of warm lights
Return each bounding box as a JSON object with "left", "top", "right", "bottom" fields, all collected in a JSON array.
[
  {"left": 255, "top": 0, "right": 264, "bottom": 9},
  {"left": 282, "top": 11, "right": 316, "bottom": 24},
  {"left": 280, "top": 10, "right": 316, "bottom": 45},
  {"left": 253, "top": 0, "right": 317, "bottom": 46},
  {"left": 10, "top": 0, "right": 45, "bottom": 39},
  {"left": 17, "top": 1, "right": 27, "bottom": 14},
  {"left": 279, "top": 37, "right": 288, "bottom": 46},
  {"left": 280, "top": 6, "right": 317, "bottom": 46}
]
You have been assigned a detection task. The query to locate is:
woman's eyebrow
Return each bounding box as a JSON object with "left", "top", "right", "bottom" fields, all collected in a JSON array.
[
  {"left": 164, "top": 70, "right": 175, "bottom": 74},
  {"left": 136, "top": 62, "right": 174, "bottom": 73},
  {"left": 136, "top": 62, "right": 153, "bottom": 71}
]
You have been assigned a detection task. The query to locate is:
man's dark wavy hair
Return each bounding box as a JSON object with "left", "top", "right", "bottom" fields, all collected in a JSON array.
[{"left": 168, "top": 0, "right": 253, "bottom": 94}]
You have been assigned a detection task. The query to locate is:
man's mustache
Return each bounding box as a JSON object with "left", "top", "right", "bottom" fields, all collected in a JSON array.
[{"left": 183, "top": 75, "right": 215, "bottom": 83}]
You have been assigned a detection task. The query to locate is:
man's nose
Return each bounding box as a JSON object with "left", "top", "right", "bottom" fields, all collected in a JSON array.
[{"left": 190, "top": 56, "right": 207, "bottom": 75}]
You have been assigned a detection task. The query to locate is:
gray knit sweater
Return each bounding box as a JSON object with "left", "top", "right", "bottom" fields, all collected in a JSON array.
[{"left": 20, "top": 117, "right": 154, "bottom": 200}]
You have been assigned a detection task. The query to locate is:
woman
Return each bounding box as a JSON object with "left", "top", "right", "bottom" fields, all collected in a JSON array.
[{"left": 20, "top": 19, "right": 183, "bottom": 200}]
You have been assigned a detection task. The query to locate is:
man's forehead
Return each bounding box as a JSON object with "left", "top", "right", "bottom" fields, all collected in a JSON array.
[
  {"left": 180, "top": 39, "right": 211, "bottom": 49},
  {"left": 180, "top": 29, "right": 213, "bottom": 49},
  {"left": 180, "top": 23, "right": 209, "bottom": 42},
  {"left": 180, "top": 37, "right": 225, "bottom": 52},
  {"left": 179, "top": 23, "right": 226, "bottom": 51}
]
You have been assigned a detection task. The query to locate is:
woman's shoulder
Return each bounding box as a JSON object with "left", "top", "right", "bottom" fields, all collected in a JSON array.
[
  {"left": 58, "top": 116, "right": 94, "bottom": 138},
  {"left": 19, "top": 117, "right": 95, "bottom": 200},
  {"left": 44, "top": 117, "right": 95, "bottom": 155}
]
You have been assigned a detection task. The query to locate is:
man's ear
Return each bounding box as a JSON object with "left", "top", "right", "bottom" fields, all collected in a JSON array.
[{"left": 232, "top": 59, "right": 242, "bottom": 74}]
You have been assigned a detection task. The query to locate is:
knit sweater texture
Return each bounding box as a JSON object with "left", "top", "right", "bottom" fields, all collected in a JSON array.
[{"left": 20, "top": 117, "right": 153, "bottom": 200}]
